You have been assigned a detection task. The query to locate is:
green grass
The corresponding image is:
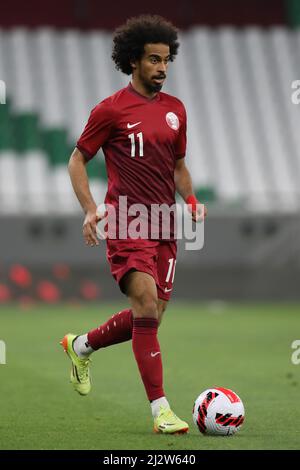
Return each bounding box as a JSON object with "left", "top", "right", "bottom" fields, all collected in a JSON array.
[{"left": 0, "top": 302, "right": 299, "bottom": 450}]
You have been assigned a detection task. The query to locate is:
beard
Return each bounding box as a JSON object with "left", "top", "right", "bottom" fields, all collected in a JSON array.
[
  {"left": 148, "top": 82, "right": 163, "bottom": 92},
  {"left": 140, "top": 73, "right": 165, "bottom": 93}
]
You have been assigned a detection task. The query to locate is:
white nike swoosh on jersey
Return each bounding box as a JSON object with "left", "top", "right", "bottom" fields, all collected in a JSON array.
[
  {"left": 164, "top": 287, "right": 173, "bottom": 293},
  {"left": 151, "top": 352, "right": 161, "bottom": 357},
  {"left": 127, "top": 122, "right": 141, "bottom": 128}
]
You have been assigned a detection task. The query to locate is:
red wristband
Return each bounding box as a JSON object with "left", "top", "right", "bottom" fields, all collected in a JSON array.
[{"left": 186, "top": 195, "right": 199, "bottom": 213}]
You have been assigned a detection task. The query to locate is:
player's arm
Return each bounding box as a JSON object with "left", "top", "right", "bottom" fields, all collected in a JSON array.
[
  {"left": 69, "top": 101, "right": 114, "bottom": 246},
  {"left": 174, "top": 157, "right": 194, "bottom": 201},
  {"left": 174, "top": 157, "right": 207, "bottom": 221},
  {"left": 68, "top": 148, "right": 99, "bottom": 246}
]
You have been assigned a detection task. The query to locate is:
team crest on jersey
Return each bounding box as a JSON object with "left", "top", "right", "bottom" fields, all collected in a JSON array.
[{"left": 166, "top": 112, "right": 179, "bottom": 130}]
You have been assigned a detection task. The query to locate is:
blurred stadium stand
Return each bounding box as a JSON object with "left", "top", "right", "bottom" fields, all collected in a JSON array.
[
  {"left": 1, "top": 27, "right": 300, "bottom": 212},
  {"left": 0, "top": 0, "right": 287, "bottom": 29},
  {"left": 1, "top": 0, "right": 300, "bottom": 302}
]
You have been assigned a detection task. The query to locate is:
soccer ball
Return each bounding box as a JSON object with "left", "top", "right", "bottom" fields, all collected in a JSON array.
[{"left": 192, "top": 387, "right": 245, "bottom": 436}]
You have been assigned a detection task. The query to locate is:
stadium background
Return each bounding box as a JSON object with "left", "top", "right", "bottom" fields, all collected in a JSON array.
[{"left": 0, "top": 0, "right": 300, "bottom": 451}]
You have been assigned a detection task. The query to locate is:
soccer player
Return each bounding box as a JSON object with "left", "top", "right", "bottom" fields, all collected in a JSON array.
[{"left": 61, "top": 15, "right": 206, "bottom": 434}]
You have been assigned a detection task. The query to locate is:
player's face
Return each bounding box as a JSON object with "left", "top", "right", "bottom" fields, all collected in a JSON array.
[{"left": 135, "top": 43, "right": 170, "bottom": 93}]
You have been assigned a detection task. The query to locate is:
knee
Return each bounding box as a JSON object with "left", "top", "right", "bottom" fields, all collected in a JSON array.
[{"left": 133, "top": 294, "right": 158, "bottom": 319}]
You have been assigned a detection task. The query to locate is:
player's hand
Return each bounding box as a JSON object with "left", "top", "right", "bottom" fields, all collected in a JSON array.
[
  {"left": 186, "top": 195, "right": 208, "bottom": 222},
  {"left": 83, "top": 210, "right": 100, "bottom": 247},
  {"left": 95, "top": 204, "right": 108, "bottom": 241},
  {"left": 192, "top": 203, "right": 207, "bottom": 222}
]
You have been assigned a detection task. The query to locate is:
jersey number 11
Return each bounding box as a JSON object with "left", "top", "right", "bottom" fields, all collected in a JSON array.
[{"left": 128, "top": 132, "right": 144, "bottom": 157}]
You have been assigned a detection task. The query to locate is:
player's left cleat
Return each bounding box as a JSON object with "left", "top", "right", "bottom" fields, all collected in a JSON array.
[
  {"left": 60, "top": 333, "right": 91, "bottom": 396},
  {"left": 153, "top": 406, "right": 189, "bottom": 434}
]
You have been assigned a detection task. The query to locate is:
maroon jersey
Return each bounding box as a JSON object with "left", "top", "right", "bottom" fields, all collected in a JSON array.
[{"left": 77, "top": 83, "right": 187, "bottom": 239}]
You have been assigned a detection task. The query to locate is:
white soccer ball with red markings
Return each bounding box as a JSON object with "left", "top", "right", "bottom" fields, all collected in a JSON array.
[{"left": 192, "top": 387, "right": 245, "bottom": 436}]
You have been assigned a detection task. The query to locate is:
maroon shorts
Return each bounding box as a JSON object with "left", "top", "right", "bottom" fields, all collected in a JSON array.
[{"left": 106, "top": 238, "right": 177, "bottom": 301}]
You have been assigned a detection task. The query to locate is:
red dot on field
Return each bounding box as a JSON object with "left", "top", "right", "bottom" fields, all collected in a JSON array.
[
  {"left": 37, "top": 281, "right": 60, "bottom": 303},
  {"left": 80, "top": 281, "right": 100, "bottom": 300},
  {"left": 0, "top": 284, "right": 12, "bottom": 302},
  {"left": 9, "top": 264, "right": 32, "bottom": 288},
  {"left": 53, "top": 264, "right": 71, "bottom": 280}
]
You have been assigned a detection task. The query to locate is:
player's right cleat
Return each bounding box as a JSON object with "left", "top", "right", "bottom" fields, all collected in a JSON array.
[
  {"left": 60, "top": 333, "right": 91, "bottom": 396},
  {"left": 153, "top": 406, "right": 189, "bottom": 434}
]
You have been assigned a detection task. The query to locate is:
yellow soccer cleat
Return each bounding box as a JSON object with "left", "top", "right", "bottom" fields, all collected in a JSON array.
[
  {"left": 154, "top": 406, "right": 189, "bottom": 434},
  {"left": 60, "top": 333, "right": 91, "bottom": 396}
]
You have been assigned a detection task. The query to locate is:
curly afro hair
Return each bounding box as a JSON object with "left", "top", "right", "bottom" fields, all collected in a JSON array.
[{"left": 112, "top": 15, "right": 179, "bottom": 75}]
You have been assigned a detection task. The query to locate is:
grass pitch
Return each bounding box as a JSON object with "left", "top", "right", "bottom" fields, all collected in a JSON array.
[{"left": 0, "top": 302, "right": 299, "bottom": 450}]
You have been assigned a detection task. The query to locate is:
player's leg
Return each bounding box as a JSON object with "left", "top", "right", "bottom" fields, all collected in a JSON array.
[
  {"left": 69, "top": 240, "right": 159, "bottom": 356},
  {"left": 126, "top": 242, "right": 176, "bottom": 401},
  {"left": 149, "top": 241, "right": 188, "bottom": 432},
  {"left": 70, "top": 271, "right": 137, "bottom": 356},
  {"left": 78, "top": 308, "right": 133, "bottom": 353},
  {"left": 124, "top": 270, "right": 188, "bottom": 434},
  {"left": 124, "top": 271, "right": 163, "bottom": 403},
  {"left": 157, "top": 298, "right": 168, "bottom": 325},
  {"left": 69, "top": 271, "right": 163, "bottom": 356},
  {"left": 60, "top": 240, "right": 170, "bottom": 397},
  {"left": 60, "top": 274, "right": 161, "bottom": 396}
]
